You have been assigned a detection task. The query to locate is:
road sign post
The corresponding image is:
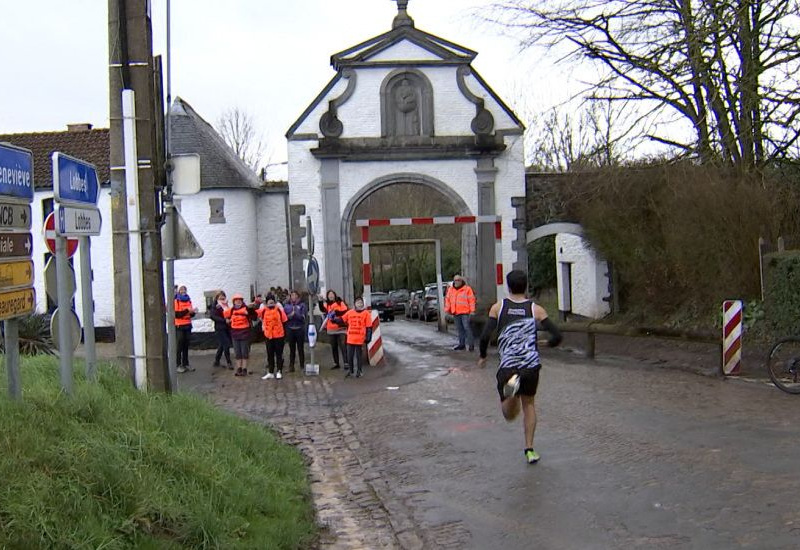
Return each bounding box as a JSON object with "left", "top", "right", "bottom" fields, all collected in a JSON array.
[
  {"left": 0, "top": 142, "right": 34, "bottom": 400},
  {"left": 52, "top": 150, "right": 102, "bottom": 388}
]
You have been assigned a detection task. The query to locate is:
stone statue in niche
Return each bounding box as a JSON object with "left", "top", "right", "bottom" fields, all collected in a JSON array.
[{"left": 392, "top": 78, "right": 421, "bottom": 136}]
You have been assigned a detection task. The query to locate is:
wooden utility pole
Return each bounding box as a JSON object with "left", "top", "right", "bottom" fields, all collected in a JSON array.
[{"left": 108, "top": 0, "right": 170, "bottom": 391}]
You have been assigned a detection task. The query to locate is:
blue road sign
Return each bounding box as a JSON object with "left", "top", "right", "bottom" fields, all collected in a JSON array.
[
  {"left": 53, "top": 152, "right": 99, "bottom": 205},
  {"left": 0, "top": 143, "right": 34, "bottom": 202},
  {"left": 307, "top": 257, "right": 320, "bottom": 294}
]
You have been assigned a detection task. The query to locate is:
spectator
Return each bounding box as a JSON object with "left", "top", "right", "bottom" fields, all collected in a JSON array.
[
  {"left": 333, "top": 296, "right": 372, "bottom": 378},
  {"left": 284, "top": 290, "right": 307, "bottom": 373},
  {"left": 445, "top": 274, "right": 477, "bottom": 351},
  {"left": 225, "top": 293, "right": 257, "bottom": 376},
  {"left": 210, "top": 290, "right": 233, "bottom": 369},
  {"left": 259, "top": 294, "right": 288, "bottom": 380},
  {"left": 320, "top": 290, "right": 349, "bottom": 370},
  {"left": 174, "top": 284, "right": 197, "bottom": 373}
]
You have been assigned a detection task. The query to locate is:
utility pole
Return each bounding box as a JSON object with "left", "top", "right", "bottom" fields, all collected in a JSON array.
[{"left": 108, "top": 0, "right": 171, "bottom": 391}]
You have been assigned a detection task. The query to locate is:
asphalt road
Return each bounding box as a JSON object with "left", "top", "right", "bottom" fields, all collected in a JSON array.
[{"left": 339, "top": 319, "right": 800, "bottom": 549}]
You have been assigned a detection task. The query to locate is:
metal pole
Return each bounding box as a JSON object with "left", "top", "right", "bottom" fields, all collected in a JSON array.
[
  {"left": 122, "top": 89, "right": 148, "bottom": 391},
  {"left": 164, "top": 204, "right": 177, "bottom": 390},
  {"left": 55, "top": 235, "right": 73, "bottom": 394},
  {"left": 307, "top": 293, "right": 314, "bottom": 372},
  {"left": 79, "top": 236, "right": 97, "bottom": 379},
  {"left": 435, "top": 239, "right": 446, "bottom": 333},
  {"left": 164, "top": 0, "right": 178, "bottom": 392},
  {"left": 4, "top": 320, "right": 21, "bottom": 400}
]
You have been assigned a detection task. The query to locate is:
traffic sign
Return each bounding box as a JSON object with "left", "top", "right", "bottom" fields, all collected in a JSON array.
[
  {"left": 50, "top": 307, "right": 82, "bottom": 352},
  {"left": 0, "top": 260, "right": 33, "bottom": 290},
  {"left": 306, "top": 256, "right": 320, "bottom": 294},
  {"left": 56, "top": 205, "right": 101, "bottom": 237},
  {"left": 0, "top": 201, "right": 32, "bottom": 231},
  {"left": 0, "top": 232, "right": 32, "bottom": 259},
  {"left": 0, "top": 143, "right": 34, "bottom": 202},
  {"left": 52, "top": 152, "right": 99, "bottom": 206},
  {"left": 43, "top": 212, "right": 78, "bottom": 258},
  {"left": 0, "top": 287, "right": 35, "bottom": 321},
  {"left": 44, "top": 257, "right": 75, "bottom": 303}
]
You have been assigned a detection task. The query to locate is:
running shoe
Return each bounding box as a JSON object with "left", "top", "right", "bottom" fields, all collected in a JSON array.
[
  {"left": 503, "top": 374, "right": 521, "bottom": 398},
  {"left": 262, "top": 373, "right": 275, "bottom": 380},
  {"left": 276, "top": 372, "right": 283, "bottom": 380},
  {"left": 185, "top": 365, "right": 196, "bottom": 372},
  {"left": 177, "top": 366, "right": 187, "bottom": 374},
  {"left": 524, "top": 449, "right": 540, "bottom": 464}
]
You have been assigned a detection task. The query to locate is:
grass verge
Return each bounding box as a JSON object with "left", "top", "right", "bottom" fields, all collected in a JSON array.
[{"left": 0, "top": 356, "right": 316, "bottom": 549}]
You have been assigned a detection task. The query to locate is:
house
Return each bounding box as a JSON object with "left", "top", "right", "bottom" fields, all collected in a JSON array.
[{"left": 0, "top": 99, "right": 291, "bottom": 334}]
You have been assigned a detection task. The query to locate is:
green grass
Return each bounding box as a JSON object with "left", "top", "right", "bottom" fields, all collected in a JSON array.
[{"left": 0, "top": 357, "right": 316, "bottom": 549}]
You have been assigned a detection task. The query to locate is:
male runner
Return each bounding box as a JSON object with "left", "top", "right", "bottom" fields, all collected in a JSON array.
[{"left": 478, "top": 270, "right": 562, "bottom": 464}]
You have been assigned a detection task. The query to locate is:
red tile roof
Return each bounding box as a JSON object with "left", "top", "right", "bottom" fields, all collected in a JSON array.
[{"left": 0, "top": 128, "right": 109, "bottom": 189}]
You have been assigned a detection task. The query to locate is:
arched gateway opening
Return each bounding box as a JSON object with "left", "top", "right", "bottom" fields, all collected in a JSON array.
[{"left": 340, "top": 174, "right": 476, "bottom": 303}]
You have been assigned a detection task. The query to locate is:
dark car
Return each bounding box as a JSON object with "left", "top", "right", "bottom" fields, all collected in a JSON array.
[
  {"left": 405, "top": 290, "right": 424, "bottom": 319},
  {"left": 421, "top": 283, "right": 446, "bottom": 322},
  {"left": 389, "top": 289, "right": 409, "bottom": 313},
  {"left": 371, "top": 292, "right": 395, "bottom": 322}
]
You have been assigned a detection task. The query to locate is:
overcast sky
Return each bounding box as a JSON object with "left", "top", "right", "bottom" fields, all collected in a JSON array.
[{"left": 0, "top": 1, "right": 579, "bottom": 163}]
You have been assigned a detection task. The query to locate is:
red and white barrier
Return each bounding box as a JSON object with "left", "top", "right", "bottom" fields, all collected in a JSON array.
[
  {"left": 358, "top": 215, "right": 505, "bottom": 366},
  {"left": 722, "top": 300, "right": 743, "bottom": 375},
  {"left": 368, "top": 310, "right": 384, "bottom": 366}
]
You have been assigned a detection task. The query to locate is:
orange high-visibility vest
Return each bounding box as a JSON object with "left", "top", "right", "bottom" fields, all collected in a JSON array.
[
  {"left": 259, "top": 307, "right": 287, "bottom": 339},
  {"left": 225, "top": 306, "right": 251, "bottom": 330},
  {"left": 445, "top": 285, "right": 476, "bottom": 315},
  {"left": 342, "top": 309, "right": 373, "bottom": 345},
  {"left": 324, "top": 301, "right": 349, "bottom": 332},
  {"left": 175, "top": 299, "right": 194, "bottom": 327}
]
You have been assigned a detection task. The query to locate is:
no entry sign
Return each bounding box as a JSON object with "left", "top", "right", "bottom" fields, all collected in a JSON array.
[{"left": 43, "top": 212, "right": 78, "bottom": 258}]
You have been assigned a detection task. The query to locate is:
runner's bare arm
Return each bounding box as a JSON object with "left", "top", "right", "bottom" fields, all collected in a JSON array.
[
  {"left": 534, "top": 305, "right": 562, "bottom": 347},
  {"left": 478, "top": 302, "right": 501, "bottom": 365}
]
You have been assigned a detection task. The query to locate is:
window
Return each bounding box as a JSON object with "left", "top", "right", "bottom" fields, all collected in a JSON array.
[{"left": 209, "top": 198, "right": 225, "bottom": 224}]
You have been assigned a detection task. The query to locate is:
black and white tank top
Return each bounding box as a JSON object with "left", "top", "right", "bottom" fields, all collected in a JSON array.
[{"left": 497, "top": 298, "right": 540, "bottom": 370}]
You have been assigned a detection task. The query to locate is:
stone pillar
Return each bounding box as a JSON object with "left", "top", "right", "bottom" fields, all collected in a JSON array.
[
  {"left": 320, "top": 159, "right": 345, "bottom": 298},
  {"left": 289, "top": 204, "right": 307, "bottom": 290},
  {"left": 475, "top": 158, "right": 498, "bottom": 312}
]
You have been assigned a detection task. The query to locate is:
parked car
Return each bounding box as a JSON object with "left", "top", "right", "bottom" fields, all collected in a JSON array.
[
  {"left": 389, "top": 289, "right": 409, "bottom": 313},
  {"left": 421, "top": 283, "right": 447, "bottom": 322},
  {"left": 371, "top": 292, "right": 395, "bottom": 322},
  {"left": 405, "top": 290, "right": 424, "bottom": 319}
]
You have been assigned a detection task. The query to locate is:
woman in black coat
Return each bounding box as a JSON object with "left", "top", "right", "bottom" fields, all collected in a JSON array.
[{"left": 210, "top": 290, "right": 233, "bottom": 369}]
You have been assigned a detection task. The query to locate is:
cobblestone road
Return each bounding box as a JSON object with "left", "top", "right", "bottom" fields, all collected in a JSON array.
[{"left": 183, "top": 321, "right": 800, "bottom": 549}]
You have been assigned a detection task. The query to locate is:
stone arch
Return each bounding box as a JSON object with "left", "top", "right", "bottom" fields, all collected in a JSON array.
[
  {"left": 340, "top": 173, "right": 476, "bottom": 303},
  {"left": 380, "top": 68, "right": 435, "bottom": 138},
  {"left": 526, "top": 222, "right": 584, "bottom": 243}
]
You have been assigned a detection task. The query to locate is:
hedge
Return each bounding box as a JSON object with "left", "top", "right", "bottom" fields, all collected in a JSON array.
[{"left": 764, "top": 251, "right": 800, "bottom": 336}]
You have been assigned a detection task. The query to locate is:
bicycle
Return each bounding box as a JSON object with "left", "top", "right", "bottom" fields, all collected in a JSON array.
[{"left": 766, "top": 336, "right": 800, "bottom": 394}]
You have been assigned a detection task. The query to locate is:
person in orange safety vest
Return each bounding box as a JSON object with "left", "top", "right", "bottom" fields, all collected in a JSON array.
[
  {"left": 445, "top": 274, "right": 476, "bottom": 351},
  {"left": 331, "top": 296, "right": 373, "bottom": 378},
  {"left": 174, "top": 284, "right": 198, "bottom": 373},
  {"left": 258, "top": 294, "right": 288, "bottom": 380},
  {"left": 319, "top": 290, "right": 350, "bottom": 371},
  {"left": 224, "top": 293, "right": 257, "bottom": 377}
]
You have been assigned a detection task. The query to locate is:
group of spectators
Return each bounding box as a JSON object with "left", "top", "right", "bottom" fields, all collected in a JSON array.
[{"left": 173, "top": 285, "right": 374, "bottom": 380}]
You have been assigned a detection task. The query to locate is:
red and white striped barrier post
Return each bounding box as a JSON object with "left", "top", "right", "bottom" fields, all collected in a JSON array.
[
  {"left": 368, "top": 309, "right": 384, "bottom": 366},
  {"left": 722, "top": 300, "right": 743, "bottom": 375},
  {"left": 494, "top": 221, "right": 505, "bottom": 299}
]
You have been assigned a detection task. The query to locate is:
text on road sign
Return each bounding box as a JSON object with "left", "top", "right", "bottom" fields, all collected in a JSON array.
[
  {"left": 0, "top": 260, "right": 33, "bottom": 290},
  {"left": 0, "top": 287, "right": 35, "bottom": 320}
]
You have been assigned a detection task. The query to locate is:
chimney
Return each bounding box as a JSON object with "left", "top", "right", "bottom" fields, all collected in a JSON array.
[{"left": 67, "top": 123, "right": 93, "bottom": 132}]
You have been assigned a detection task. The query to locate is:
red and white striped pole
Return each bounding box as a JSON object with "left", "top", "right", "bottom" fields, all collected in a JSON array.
[
  {"left": 722, "top": 300, "right": 743, "bottom": 375},
  {"left": 368, "top": 310, "right": 384, "bottom": 366},
  {"left": 494, "top": 221, "right": 504, "bottom": 300},
  {"left": 361, "top": 226, "right": 372, "bottom": 307}
]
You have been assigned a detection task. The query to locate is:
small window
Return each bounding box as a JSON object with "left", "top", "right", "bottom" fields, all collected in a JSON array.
[{"left": 209, "top": 198, "right": 225, "bottom": 224}]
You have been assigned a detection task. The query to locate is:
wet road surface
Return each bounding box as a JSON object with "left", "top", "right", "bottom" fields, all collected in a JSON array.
[{"left": 341, "top": 319, "right": 800, "bottom": 549}]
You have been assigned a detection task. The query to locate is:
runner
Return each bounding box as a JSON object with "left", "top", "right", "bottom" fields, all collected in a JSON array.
[{"left": 477, "top": 269, "right": 562, "bottom": 464}]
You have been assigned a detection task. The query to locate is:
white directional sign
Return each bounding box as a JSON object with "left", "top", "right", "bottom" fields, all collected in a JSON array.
[{"left": 56, "top": 205, "right": 102, "bottom": 237}]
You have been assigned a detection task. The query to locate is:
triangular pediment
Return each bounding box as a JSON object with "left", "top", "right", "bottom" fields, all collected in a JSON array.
[{"left": 332, "top": 26, "right": 476, "bottom": 69}]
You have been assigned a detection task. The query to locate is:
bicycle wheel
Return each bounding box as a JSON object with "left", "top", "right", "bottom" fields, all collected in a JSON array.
[{"left": 767, "top": 337, "right": 800, "bottom": 394}]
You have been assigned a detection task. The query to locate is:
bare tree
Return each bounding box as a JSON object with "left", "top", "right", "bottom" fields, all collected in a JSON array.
[
  {"left": 216, "top": 107, "right": 266, "bottom": 172},
  {"left": 486, "top": 0, "right": 800, "bottom": 171}
]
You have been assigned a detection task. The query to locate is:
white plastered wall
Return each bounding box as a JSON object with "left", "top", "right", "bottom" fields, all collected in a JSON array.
[{"left": 555, "top": 233, "right": 611, "bottom": 319}]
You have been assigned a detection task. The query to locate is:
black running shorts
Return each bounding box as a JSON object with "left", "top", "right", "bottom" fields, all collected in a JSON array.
[{"left": 496, "top": 367, "right": 540, "bottom": 400}]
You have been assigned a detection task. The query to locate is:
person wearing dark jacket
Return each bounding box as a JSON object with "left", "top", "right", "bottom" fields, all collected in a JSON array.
[
  {"left": 284, "top": 290, "right": 307, "bottom": 372},
  {"left": 319, "top": 290, "right": 349, "bottom": 370},
  {"left": 210, "top": 291, "right": 233, "bottom": 369}
]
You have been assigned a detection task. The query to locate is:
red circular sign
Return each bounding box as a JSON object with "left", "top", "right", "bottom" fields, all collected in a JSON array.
[{"left": 43, "top": 212, "right": 78, "bottom": 258}]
